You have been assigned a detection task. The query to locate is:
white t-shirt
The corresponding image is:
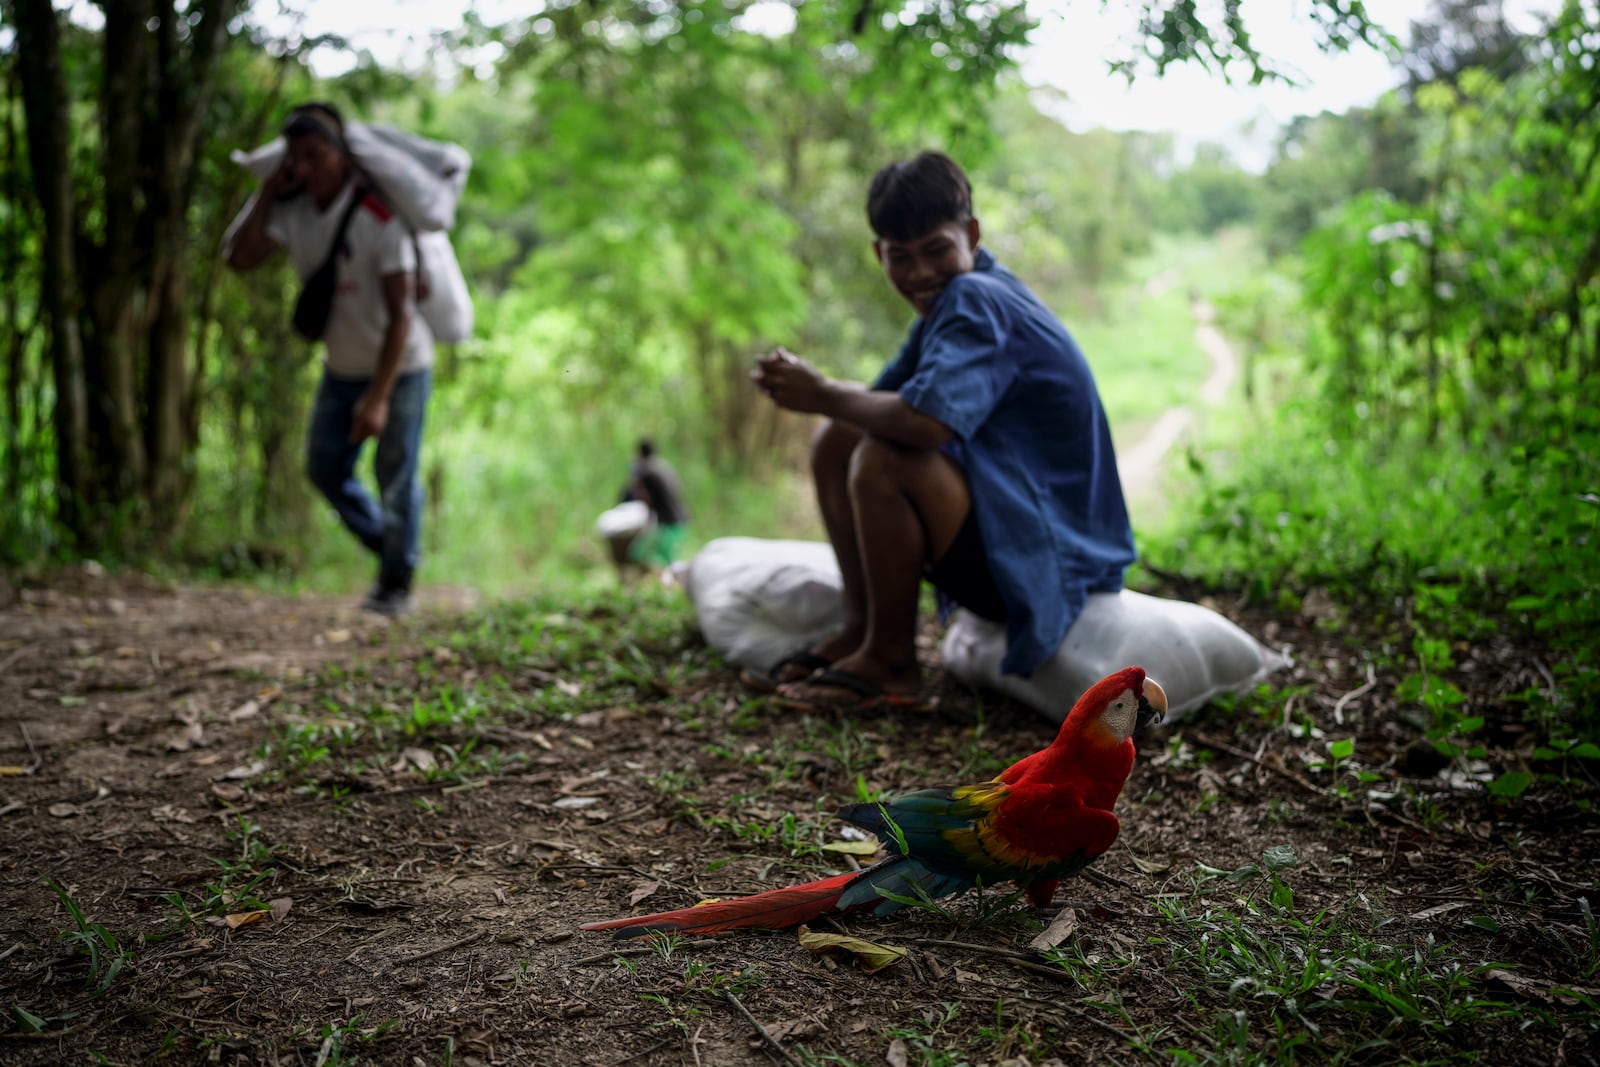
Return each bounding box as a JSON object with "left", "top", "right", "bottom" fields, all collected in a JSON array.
[{"left": 267, "top": 181, "right": 435, "bottom": 379}]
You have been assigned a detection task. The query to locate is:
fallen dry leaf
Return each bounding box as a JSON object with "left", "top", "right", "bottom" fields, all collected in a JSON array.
[
  {"left": 48, "top": 803, "right": 81, "bottom": 818},
  {"left": 210, "top": 783, "right": 246, "bottom": 803},
  {"left": 887, "top": 1037, "right": 909, "bottom": 1067},
  {"left": 221, "top": 910, "right": 268, "bottom": 929},
  {"left": 150, "top": 804, "right": 198, "bottom": 824},
  {"left": 0, "top": 766, "right": 33, "bottom": 777},
  {"left": 552, "top": 796, "right": 600, "bottom": 809},
  {"left": 1484, "top": 968, "right": 1600, "bottom": 1005},
  {"left": 1029, "top": 905, "right": 1080, "bottom": 951},
  {"left": 228, "top": 699, "right": 261, "bottom": 722},
  {"left": 220, "top": 760, "right": 267, "bottom": 781},
  {"left": 797, "top": 926, "right": 907, "bottom": 974},
  {"left": 322, "top": 628, "right": 352, "bottom": 644},
  {"left": 1130, "top": 854, "right": 1171, "bottom": 875},
  {"left": 270, "top": 897, "right": 293, "bottom": 922},
  {"left": 628, "top": 881, "right": 661, "bottom": 906},
  {"left": 819, "top": 840, "right": 881, "bottom": 857},
  {"left": 391, "top": 747, "right": 437, "bottom": 773}
]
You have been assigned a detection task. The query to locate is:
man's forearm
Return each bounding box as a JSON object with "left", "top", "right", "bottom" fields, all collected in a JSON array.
[
  {"left": 817, "top": 384, "right": 953, "bottom": 451},
  {"left": 226, "top": 191, "right": 278, "bottom": 271},
  {"left": 369, "top": 310, "right": 411, "bottom": 397}
]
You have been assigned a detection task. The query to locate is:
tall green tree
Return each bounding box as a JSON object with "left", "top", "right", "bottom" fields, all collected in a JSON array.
[{"left": 5, "top": 0, "right": 237, "bottom": 551}]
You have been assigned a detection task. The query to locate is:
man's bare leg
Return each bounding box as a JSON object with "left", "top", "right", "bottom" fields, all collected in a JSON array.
[
  {"left": 777, "top": 436, "right": 971, "bottom": 701},
  {"left": 764, "top": 420, "right": 872, "bottom": 683}
]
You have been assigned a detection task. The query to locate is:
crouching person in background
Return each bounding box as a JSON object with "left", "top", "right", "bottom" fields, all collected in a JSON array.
[{"left": 226, "top": 102, "right": 434, "bottom": 617}]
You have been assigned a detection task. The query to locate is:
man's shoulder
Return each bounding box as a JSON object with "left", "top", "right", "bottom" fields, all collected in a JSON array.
[{"left": 359, "top": 191, "right": 397, "bottom": 224}]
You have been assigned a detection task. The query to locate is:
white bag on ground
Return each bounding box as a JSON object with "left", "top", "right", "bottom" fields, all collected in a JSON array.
[
  {"left": 942, "top": 591, "right": 1289, "bottom": 723},
  {"left": 683, "top": 537, "right": 843, "bottom": 672}
]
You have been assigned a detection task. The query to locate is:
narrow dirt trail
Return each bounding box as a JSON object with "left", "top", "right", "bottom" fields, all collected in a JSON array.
[{"left": 1117, "top": 298, "right": 1240, "bottom": 502}]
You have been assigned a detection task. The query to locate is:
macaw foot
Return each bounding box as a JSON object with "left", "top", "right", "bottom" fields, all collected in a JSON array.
[{"left": 770, "top": 667, "right": 930, "bottom": 714}]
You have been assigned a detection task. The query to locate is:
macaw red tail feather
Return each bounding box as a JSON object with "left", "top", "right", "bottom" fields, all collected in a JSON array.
[{"left": 580, "top": 870, "right": 862, "bottom": 938}]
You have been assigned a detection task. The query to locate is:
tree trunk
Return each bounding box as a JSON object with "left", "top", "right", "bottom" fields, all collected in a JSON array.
[
  {"left": 94, "top": 0, "right": 154, "bottom": 503},
  {"left": 3, "top": 53, "right": 27, "bottom": 502},
  {"left": 142, "top": 0, "right": 238, "bottom": 535},
  {"left": 10, "top": 0, "right": 91, "bottom": 540}
]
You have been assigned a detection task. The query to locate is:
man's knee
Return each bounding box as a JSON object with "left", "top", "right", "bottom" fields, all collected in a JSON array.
[
  {"left": 810, "top": 419, "right": 862, "bottom": 474},
  {"left": 305, "top": 449, "right": 343, "bottom": 496},
  {"left": 846, "top": 435, "right": 914, "bottom": 488}
]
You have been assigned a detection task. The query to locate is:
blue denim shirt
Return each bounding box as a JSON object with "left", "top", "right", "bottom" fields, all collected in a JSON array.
[{"left": 874, "top": 248, "right": 1135, "bottom": 676}]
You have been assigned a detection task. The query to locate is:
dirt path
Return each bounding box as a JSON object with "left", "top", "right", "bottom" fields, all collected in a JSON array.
[
  {"left": 1, "top": 568, "right": 1593, "bottom": 1065},
  {"left": 1117, "top": 299, "right": 1240, "bottom": 501}
]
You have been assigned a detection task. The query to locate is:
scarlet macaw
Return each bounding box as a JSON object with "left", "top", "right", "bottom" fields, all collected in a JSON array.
[{"left": 581, "top": 666, "right": 1166, "bottom": 938}]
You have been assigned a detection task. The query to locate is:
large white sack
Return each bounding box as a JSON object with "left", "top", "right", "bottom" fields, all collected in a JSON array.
[
  {"left": 415, "top": 230, "right": 474, "bottom": 343},
  {"left": 684, "top": 537, "right": 843, "bottom": 672},
  {"left": 942, "top": 591, "right": 1289, "bottom": 723},
  {"left": 596, "top": 500, "right": 652, "bottom": 539},
  {"left": 230, "top": 122, "right": 469, "bottom": 233}
]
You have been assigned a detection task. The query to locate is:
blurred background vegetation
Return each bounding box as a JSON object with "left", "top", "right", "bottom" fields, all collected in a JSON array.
[{"left": 1, "top": 0, "right": 1595, "bottom": 746}]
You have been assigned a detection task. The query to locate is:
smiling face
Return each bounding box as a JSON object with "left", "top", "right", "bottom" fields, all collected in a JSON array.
[
  {"left": 873, "top": 217, "right": 981, "bottom": 317},
  {"left": 286, "top": 132, "right": 352, "bottom": 210}
]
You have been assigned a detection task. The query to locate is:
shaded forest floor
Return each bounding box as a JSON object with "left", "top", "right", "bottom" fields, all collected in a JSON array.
[{"left": 1, "top": 567, "right": 1597, "bottom": 1066}]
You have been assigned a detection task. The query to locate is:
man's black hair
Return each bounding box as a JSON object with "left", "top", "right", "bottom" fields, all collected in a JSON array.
[
  {"left": 283, "top": 102, "right": 348, "bottom": 152},
  {"left": 866, "top": 151, "right": 973, "bottom": 242},
  {"left": 637, "top": 438, "right": 655, "bottom": 458}
]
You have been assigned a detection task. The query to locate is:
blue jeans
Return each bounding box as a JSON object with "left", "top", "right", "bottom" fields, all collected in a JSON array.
[{"left": 305, "top": 368, "right": 431, "bottom": 586}]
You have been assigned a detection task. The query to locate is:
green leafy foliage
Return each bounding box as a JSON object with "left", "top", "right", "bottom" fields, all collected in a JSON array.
[{"left": 1153, "top": 5, "right": 1600, "bottom": 777}]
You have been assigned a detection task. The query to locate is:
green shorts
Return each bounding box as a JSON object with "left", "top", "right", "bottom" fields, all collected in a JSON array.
[{"left": 628, "top": 523, "right": 689, "bottom": 566}]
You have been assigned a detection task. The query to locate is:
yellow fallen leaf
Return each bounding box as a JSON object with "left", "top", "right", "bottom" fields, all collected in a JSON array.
[
  {"left": 819, "top": 840, "right": 881, "bottom": 857},
  {"left": 0, "top": 766, "right": 31, "bottom": 777},
  {"left": 797, "top": 925, "right": 907, "bottom": 974},
  {"left": 223, "top": 910, "right": 268, "bottom": 929},
  {"left": 1130, "top": 855, "right": 1170, "bottom": 875}
]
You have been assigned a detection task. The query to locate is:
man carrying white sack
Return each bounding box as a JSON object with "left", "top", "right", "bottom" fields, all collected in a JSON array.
[{"left": 226, "top": 102, "right": 434, "bottom": 617}]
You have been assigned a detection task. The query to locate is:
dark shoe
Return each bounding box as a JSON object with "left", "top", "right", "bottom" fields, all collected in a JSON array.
[
  {"left": 740, "top": 649, "right": 833, "bottom": 693},
  {"left": 769, "top": 668, "right": 929, "bottom": 714},
  {"left": 361, "top": 581, "right": 414, "bottom": 618}
]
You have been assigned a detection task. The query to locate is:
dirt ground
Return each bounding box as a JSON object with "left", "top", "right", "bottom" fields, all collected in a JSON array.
[{"left": 1, "top": 566, "right": 1596, "bottom": 1066}]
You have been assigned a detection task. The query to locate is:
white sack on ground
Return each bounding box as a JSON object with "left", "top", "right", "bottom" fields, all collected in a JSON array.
[
  {"left": 683, "top": 537, "right": 843, "bottom": 672},
  {"left": 942, "top": 590, "right": 1289, "bottom": 723}
]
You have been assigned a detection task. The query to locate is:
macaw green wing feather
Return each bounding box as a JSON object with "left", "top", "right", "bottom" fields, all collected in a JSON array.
[{"left": 839, "top": 781, "right": 1118, "bottom": 884}]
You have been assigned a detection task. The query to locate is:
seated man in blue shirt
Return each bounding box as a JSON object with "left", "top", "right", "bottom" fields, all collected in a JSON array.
[{"left": 750, "top": 150, "right": 1135, "bottom": 711}]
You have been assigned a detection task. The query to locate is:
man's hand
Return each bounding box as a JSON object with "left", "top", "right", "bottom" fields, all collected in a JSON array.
[
  {"left": 752, "top": 346, "right": 834, "bottom": 414},
  {"left": 350, "top": 388, "right": 390, "bottom": 444},
  {"left": 263, "top": 159, "right": 297, "bottom": 198}
]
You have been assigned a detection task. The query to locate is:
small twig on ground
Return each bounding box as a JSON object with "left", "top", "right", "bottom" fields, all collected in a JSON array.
[
  {"left": 1193, "top": 732, "right": 1327, "bottom": 796},
  {"left": 1331, "top": 663, "right": 1377, "bottom": 725},
  {"left": 572, "top": 938, "right": 719, "bottom": 966},
  {"left": 919, "top": 937, "right": 1029, "bottom": 960},
  {"left": 690, "top": 1024, "right": 705, "bottom": 1067},
  {"left": 387, "top": 929, "right": 485, "bottom": 969},
  {"left": 0, "top": 644, "right": 34, "bottom": 675},
  {"left": 1083, "top": 866, "right": 1133, "bottom": 889},
  {"left": 1038, "top": 1001, "right": 1156, "bottom": 1056},
  {"left": 725, "top": 989, "right": 804, "bottom": 1067},
  {"left": 19, "top": 722, "right": 41, "bottom": 771}
]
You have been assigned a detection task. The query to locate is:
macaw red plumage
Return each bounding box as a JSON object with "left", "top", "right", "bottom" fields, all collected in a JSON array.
[{"left": 581, "top": 666, "right": 1166, "bottom": 938}]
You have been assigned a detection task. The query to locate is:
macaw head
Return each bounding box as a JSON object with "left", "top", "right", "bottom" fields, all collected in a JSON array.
[{"left": 1068, "top": 666, "right": 1168, "bottom": 746}]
